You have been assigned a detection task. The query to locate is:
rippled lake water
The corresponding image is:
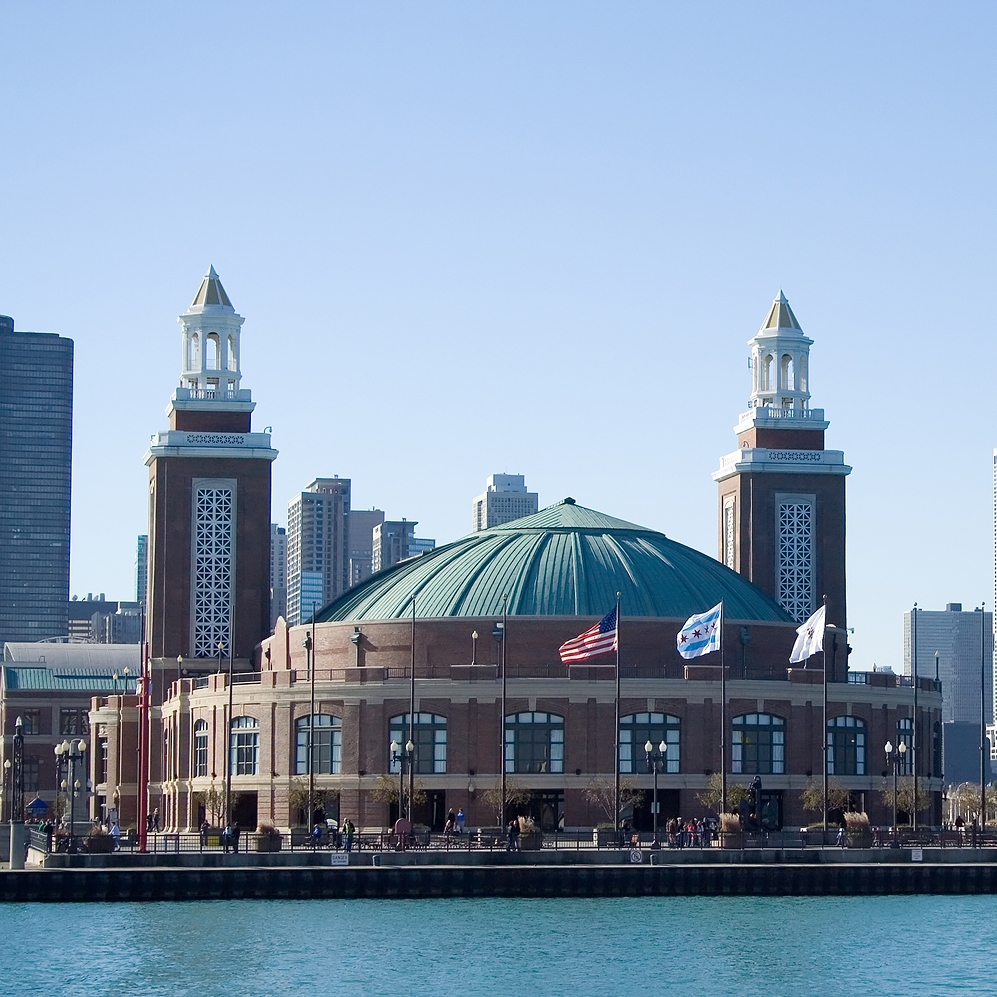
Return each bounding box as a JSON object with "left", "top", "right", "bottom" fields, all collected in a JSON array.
[{"left": 2, "top": 896, "right": 995, "bottom": 996}]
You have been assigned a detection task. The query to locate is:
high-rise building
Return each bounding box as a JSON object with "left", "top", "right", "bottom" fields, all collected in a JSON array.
[
  {"left": 0, "top": 316, "right": 73, "bottom": 645},
  {"left": 135, "top": 535, "right": 148, "bottom": 607},
  {"left": 904, "top": 604, "right": 993, "bottom": 724},
  {"left": 472, "top": 474, "right": 538, "bottom": 531},
  {"left": 348, "top": 509, "right": 385, "bottom": 586},
  {"left": 905, "top": 603, "right": 993, "bottom": 785},
  {"left": 371, "top": 519, "right": 434, "bottom": 572},
  {"left": 144, "top": 266, "right": 277, "bottom": 665},
  {"left": 713, "top": 292, "right": 851, "bottom": 660},
  {"left": 286, "top": 477, "right": 350, "bottom": 625},
  {"left": 270, "top": 524, "right": 287, "bottom": 629},
  {"left": 372, "top": 520, "right": 415, "bottom": 572}
]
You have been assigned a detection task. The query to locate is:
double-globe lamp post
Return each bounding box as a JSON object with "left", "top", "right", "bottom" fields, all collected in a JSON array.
[
  {"left": 885, "top": 739, "right": 907, "bottom": 842},
  {"left": 644, "top": 739, "right": 667, "bottom": 847},
  {"left": 54, "top": 737, "right": 87, "bottom": 848},
  {"left": 390, "top": 739, "right": 415, "bottom": 822}
]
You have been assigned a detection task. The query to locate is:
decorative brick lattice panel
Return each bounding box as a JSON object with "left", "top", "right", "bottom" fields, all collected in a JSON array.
[
  {"left": 193, "top": 487, "right": 233, "bottom": 657},
  {"left": 778, "top": 501, "right": 813, "bottom": 622},
  {"left": 724, "top": 500, "right": 736, "bottom": 570}
]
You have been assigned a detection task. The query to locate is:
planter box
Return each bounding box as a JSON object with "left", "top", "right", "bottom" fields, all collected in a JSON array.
[
  {"left": 255, "top": 834, "right": 282, "bottom": 853},
  {"left": 83, "top": 835, "right": 115, "bottom": 854},
  {"left": 519, "top": 832, "right": 543, "bottom": 851},
  {"left": 720, "top": 832, "right": 742, "bottom": 849}
]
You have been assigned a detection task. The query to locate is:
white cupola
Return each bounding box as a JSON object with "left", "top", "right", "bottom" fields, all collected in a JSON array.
[
  {"left": 177, "top": 266, "right": 246, "bottom": 397},
  {"left": 746, "top": 291, "right": 814, "bottom": 413}
]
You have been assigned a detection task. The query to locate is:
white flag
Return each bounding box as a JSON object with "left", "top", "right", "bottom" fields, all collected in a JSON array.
[
  {"left": 676, "top": 602, "right": 722, "bottom": 659},
  {"left": 789, "top": 605, "right": 826, "bottom": 664}
]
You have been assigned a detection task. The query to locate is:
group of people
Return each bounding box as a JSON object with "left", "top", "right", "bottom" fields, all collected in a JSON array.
[
  {"left": 443, "top": 809, "right": 466, "bottom": 838},
  {"left": 310, "top": 818, "right": 356, "bottom": 852},
  {"left": 145, "top": 809, "right": 160, "bottom": 833},
  {"left": 662, "top": 816, "right": 717, "bottom": 848}
]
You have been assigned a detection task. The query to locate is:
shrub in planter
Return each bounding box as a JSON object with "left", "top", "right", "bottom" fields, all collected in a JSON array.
[
  {"left": 255, "top": 823, "right": 282, "bottom": 852},
  {"left": 83, "top": 834, "right": 115, "bottom": 854}
]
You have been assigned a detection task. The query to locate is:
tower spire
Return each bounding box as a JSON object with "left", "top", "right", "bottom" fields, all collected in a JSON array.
[
  {"left": 177, "top": 266, "right": 245, "bottom": 398},
  {"left": 748, "top": 290, "right": 812, "bottom": 415}
]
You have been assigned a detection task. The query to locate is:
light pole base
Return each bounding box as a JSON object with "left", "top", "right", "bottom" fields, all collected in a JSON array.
[{"left": 9, "top": 823, "right": 27, "bottom": 870}]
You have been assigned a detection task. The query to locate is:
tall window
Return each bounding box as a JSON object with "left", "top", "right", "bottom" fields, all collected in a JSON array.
[
  {"left": 389, "top": 714, "right": 446, "bottom": 774},
  {"left": 505, "top": 712, "right": 564, "bottom": 774},
  {"left": 732, "top": 713, "right": 785, "bottom": 774},
  {"left": 827, "top": 716, "right": 866, "bottom": 776},
  {"left": 229, "top": 716, "right": 259, "bottom": 776},
  {"left": 619, "top": 713, "right": 680, "bottom": 774},
  {"left": 98, "top": 738, "right": 108, "bottom": 785},
  {"left": 21, "top": 709, "right": 41, "bottom": 735},
  {"left": 723, "top": 499, "right": 736, "bottom": 570},
  {"left": 896, "top": 718, "right": 913, "bottom": 775},
  {"left": 23, "top": 756, "right": 39, "bottom": 793},
  {"left": 192, "top": 483, "right": 234, "bottom": 657},
  {"left": 193, "top": 720, "right": 209, "bottom": 778},
  {"left": 777, "top": 498, "right": 814, "bottom": 622},
  {"left": 60, "top": 709, "right": 89, "bottom": 736},
  {"left": 296, "top": 715, "right": 342, "bottom": 775}
]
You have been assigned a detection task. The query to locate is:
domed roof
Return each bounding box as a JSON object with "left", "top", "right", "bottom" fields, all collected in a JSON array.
[{"left": 316, "top": 500, "right": 792, "bottom": 624}]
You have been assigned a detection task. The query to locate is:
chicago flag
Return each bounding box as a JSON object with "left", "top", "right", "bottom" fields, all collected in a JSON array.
[{"left": 676, "top": 602, "right": 722, "bottom": 659}]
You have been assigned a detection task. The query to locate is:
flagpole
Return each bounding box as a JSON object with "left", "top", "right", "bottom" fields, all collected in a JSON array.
[
  {"left": 614, "top": 591, "right": 621, "bottom": 840},
  {"left": 720, "top": 600, "right": 726, "bottom": 817},
  {"left": 822, "top": 594, "right": 828, "bottom": 838}
]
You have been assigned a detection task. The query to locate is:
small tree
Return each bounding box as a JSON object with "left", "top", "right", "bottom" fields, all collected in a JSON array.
[
  {"left": 286, "top": 779, "right": 339, "bottom": 825},
  {"left": 371, "top": 774, "right": 426, "bottom": 809},
  {"left": 881, "top": 777, "right": 931, "bottom": 823},
  {"left": 481, "top": 778, "right": 531, "bottom": 823},
  {"left": 800, "top": 776, "right": 850, "bottom": 815},
  {"left": 192, "top": 783, "right": 226, "bottom": 825},
  {"left": 696, "top": 772, "right": 750, "bottom": 813},
  {"left": 583, "top": 777, "right": 642, "bottom": 826}
]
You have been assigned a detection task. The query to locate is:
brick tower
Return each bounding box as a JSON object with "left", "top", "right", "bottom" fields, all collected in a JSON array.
[
  {"left": 144, "top": 267, "right": 277, "bottom": 679},
  {"left": 713, "top": 292, "right": 850, "bottom": 649}
]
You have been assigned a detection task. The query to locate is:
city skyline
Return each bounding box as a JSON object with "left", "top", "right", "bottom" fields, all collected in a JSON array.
[{"left": 1, "top": 5, "right": 995, "bottom": 671}]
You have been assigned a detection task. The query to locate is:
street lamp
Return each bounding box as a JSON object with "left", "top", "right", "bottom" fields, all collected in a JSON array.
[
  {"left": 471, "top": 630, "right": 478, "bottom": 667},
  {"left": 59, "top": 738, "right": 87, "bottom": 850},
  {"left": 9, "top": 717, "right": 25, "bottom": 869},
  {"left": 303, "top": 630, "right": 314, "bottom": 833},
  {"left": 390, "top": 739, "right": 415, "bottom": 822},
  {"left": 885, "top": 739, "right": 907, "bottom": 843},
  {"left": 3, "top": 757, "right": 10, "bottom": 822},
  {"left": 644, "top": 739, "right": 667, "bottom": 847}
]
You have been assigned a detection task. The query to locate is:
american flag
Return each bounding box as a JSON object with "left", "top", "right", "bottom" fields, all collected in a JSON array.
[{"left": 559, "top": 607, "right": 618, "bottom": 664}]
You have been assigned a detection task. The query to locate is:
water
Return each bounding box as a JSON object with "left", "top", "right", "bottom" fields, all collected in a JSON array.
[{"left": 1, "top": 896, "right": 994, "bottom": 996}]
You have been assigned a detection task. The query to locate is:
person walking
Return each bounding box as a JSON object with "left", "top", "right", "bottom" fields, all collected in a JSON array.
[
  {"left": 507, "top": 818, "right": 521, "bottom": 852},
  {"left": 456, "top": 808, "right": 466, "bottom": 835},
  {"left": 342, "top": 818, "right": 355, "bottom": 853},
  {"left": 311, "top": 823, "right": 323, "bottom": 849},
  {"left": 199, "top": 819, "right": 210, "bottom": 848}
]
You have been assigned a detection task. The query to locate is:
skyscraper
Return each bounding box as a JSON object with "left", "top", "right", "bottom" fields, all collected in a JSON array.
[
  {"left": 270, "top": 524, "right": 287, "bottom": 629},
  {"left": 472, "top": 474, "right": 538, "bottom": 531},
  {"left": 0, "top": 315, "right": 73, "bottom": 645},
  {"left": 348, "top": 509, "right": 385, "bottom": 586},
  {"left": 286, "top": 477, "right": 350, "bottom": 625},
  {"left": 713, "top": 292, "right": 851, "bottom": 649},
  {"left": 371, "top": 519, "right": 436, "bottom": 572}
]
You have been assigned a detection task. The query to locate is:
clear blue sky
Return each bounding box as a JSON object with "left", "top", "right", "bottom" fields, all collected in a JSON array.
[{"left": 1, "top": 3, "right": 994, "bottom": 669}]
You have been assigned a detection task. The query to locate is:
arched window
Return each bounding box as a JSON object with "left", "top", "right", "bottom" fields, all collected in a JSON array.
[
  {"left": 780, "top": 354, "right": 794, "bottom": 391},
  {"left": 619, "top": 713, "right": 680, "bottom": 773},
  {"left": 229, "top": 716, "right": 259, "bottom": 776},
  {"left": 896, "top": 718, "right": 913, "bottom": 775},
  {"left": 227, "top": 334, "right": 238, "bottom": 371},
  {"left": 193, "top": 719, "right": 208, "bottom": 778},
  {"left": 798, "top": 355, "right": 808, "bottom": 392},
  {"left": 732, "top": 713, "right": 785, "bottom": 774},
  {"left": 206, "top": 333, "right": 220, "bottom": 370},
  {"left": 295, "top": 714, "right": 341, "bottom": 775},
  {"left": 505, "top": 712, "right": 564, "bottom": 774},
  {"left": 827, "top": 716, "right": 865, "bottom": 775},
  {"left": 187, "top": 332, "right": 199, "bottom": 370},
  {"left": 389, "top": 714, "right": 446, "bottom": 774},
  {"left": 761, "top": 354, "right": 774, "bottom": 391}
]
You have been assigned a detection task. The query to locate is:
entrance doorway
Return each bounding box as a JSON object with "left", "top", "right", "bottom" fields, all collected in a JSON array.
[
  {"left": 231, "top": 792, "right": 257, "bottom": 830},
  {"left": 390, "top": 791, "right": 447, "bottom": 831},
  {"left": 631, "top": 789, "right": 680, "bottom": 832}
]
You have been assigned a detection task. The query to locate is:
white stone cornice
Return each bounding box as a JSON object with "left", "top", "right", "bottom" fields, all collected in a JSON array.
[
  {"left": 144, "top": 430, "right": 277, "bottom": 465},
  {"left": 713, "top": 447, "right": 851, "bottom": 482}
]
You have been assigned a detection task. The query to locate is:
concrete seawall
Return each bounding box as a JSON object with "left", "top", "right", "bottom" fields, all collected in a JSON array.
[{"left": 3, "top": 862, "right": 997, "bottom": 901}]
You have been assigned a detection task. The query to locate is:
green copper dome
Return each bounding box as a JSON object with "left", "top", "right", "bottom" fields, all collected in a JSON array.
[{"left": 316, "top": 500, "right": 792, "bottom": 623}]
